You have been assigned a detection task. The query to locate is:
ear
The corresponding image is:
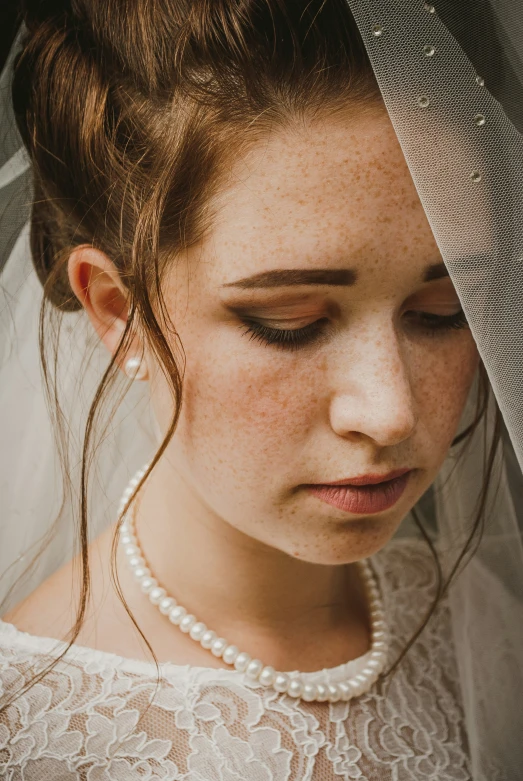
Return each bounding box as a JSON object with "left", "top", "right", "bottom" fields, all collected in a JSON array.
[{"left": 68, "top": 246, "right": 148, "bottom": 378}]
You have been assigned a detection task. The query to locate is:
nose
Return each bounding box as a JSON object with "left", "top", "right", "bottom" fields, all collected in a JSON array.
[{"left": 328, "top": 330, "right": 418, "bottom": 448}]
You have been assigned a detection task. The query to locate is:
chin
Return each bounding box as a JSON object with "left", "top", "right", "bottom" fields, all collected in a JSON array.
[{"left": 281, "top": 514, "right": 401, "bottom": 566}]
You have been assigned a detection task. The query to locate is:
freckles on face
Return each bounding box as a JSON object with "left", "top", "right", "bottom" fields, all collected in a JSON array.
[
  {"left": 177, "top": 333, "right": 325, "bottom": 491},
  {"left": 150, "top": 107, "right": 480, "bottom": 563},
  {"left": 406, "top": 331, "right": 479, "bottom": 474}
]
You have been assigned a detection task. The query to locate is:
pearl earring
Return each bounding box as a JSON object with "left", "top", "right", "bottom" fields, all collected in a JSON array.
[{"left": 124, "top": 356, "right": 148, "bottom": 381}]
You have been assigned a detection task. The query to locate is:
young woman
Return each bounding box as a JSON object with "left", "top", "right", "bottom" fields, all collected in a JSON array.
[{"left": 0, "top": 1, "right": 522, "bottom": 778}]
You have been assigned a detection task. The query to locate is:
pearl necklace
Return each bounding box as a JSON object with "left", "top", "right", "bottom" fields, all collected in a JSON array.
[{"left": 118, "top": 463, "right": 389, "bottom": 703}]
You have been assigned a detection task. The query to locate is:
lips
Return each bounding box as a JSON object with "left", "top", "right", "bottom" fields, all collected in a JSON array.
[{"left": 306, "top": 470, "right": 412, "bottom": 515}]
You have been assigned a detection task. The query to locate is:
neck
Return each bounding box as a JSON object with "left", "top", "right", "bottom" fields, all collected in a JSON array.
[{"left": 129, "top": 457, "right": 371, "bottom": 670}]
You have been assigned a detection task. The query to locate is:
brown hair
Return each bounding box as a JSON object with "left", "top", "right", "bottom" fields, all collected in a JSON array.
[{"left": 2, "top": 0, "right": 501, "bottom": 708}]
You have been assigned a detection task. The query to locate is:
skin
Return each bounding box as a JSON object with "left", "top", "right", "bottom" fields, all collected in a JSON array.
[{"left": 5, "top": 106, "right": 479, "bottom": 673}]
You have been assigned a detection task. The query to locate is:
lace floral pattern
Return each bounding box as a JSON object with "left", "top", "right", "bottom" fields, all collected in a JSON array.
[{"left": 0, "top": 540, "right": 470, "bottom": 780}]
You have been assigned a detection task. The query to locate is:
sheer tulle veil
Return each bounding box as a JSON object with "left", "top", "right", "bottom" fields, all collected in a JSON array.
[{"left": 1, "top": 3, "right": 522, "bottom": 778}]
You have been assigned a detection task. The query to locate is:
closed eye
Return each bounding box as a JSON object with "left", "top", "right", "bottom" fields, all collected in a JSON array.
[
  {"left": 404, "top": 309, "right": 469, "bottom": 334},
  {"left": 239, "top": 317, "right": 328, "bottom": 351}
]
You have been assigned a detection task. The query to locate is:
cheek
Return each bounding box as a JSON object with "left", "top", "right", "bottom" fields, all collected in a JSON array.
[
  {"left": 181, "top": 349, "right": 318, "bottom": 461},
  {"left": 413, "top": 333, "right": 479, "bottom": 451},
  {"left": 159, "top": 330, "right": 325, "bottom": 488}
]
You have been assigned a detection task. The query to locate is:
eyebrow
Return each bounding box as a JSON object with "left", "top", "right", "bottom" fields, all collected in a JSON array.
[
  {"left": 222, "top": 268, "right": 357, "bottom": 288},
  {"left": 223, "top": 262, "right": 449, "bottom": 289}
]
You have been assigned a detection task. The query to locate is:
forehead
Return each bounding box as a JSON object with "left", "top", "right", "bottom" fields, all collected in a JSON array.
[{"left": 200, "top": 106, "right": 438, "bottom": 280}]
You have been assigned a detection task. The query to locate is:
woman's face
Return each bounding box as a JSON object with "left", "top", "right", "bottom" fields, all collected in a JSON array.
[{"left": 150, "top": 106, "right": 479, "bottom": 565}]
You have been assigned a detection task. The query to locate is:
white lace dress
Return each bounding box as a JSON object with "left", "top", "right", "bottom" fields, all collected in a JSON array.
[{"left": 0, "top": 539, "right": 470, "bottom": 780}]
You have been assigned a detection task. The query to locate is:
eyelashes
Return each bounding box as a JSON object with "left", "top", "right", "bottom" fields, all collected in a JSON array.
[
  {"left": 239, "top": 309, "right": 469, "bottom": 352},
  {"left": 403, "top": 309, "right": 469, "bottom": 333},
  {"left": 240, "top": 318, "right": 328, "bottom": 351}
]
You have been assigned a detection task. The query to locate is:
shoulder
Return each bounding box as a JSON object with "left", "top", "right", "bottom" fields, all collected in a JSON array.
[
  {"left": 0, "top": 525, "right": 188, "bottom": 665},
  {"left": 2, "top": 561, "right": 77, "bottom": 641},
  {"left": 2, "top": 525, "right": 115, "bottom": 643}
]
